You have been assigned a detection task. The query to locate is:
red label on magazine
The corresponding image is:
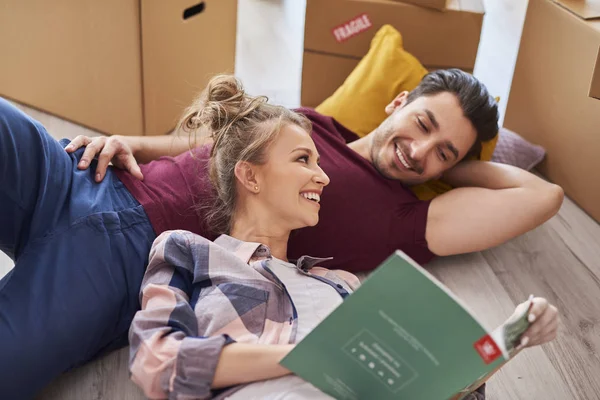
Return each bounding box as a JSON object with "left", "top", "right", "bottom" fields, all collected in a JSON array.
[
  {"left": 331, "top": 13, "right": 373, "bottom": 43},
  {"left": 474, "top": 335, "right": 502, "bottom": 364}
]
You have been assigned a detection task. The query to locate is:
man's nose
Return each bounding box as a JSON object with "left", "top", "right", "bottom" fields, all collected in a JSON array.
[{"left": 409, "top": 139, "right": 435, "bottom": 160}]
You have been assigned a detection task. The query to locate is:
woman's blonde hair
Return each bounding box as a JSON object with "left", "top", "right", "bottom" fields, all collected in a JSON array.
[{"left": 179, "top": 74, "right": 312, "bottom": 234}]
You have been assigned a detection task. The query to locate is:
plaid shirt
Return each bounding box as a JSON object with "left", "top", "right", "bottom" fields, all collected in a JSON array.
[{"left": 129, "top": 230, "right": 360, "bottom": 400}]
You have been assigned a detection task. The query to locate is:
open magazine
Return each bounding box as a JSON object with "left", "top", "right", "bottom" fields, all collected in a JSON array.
[{"left": 280, "top": 250, "right": 533, "bottom": 400}]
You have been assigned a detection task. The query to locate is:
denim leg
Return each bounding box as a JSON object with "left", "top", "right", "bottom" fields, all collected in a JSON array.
[
  {"left": 0, "top": 202, "right": 155, "bottom": 399},
  {"left": 0, "top": 98, "right": 73, "bottom": 260},
  {"left": 0, "top": 98, "right": 156, "bottom": 398}
]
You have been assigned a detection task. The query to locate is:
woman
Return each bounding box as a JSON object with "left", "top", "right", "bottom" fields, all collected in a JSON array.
[{"left": 127, "top": 75, "right": 559, "bottom": 399}]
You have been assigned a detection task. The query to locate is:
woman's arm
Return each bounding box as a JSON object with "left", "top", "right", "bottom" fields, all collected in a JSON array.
[
  {"left": 212, "top": 343, "right": 294, "bottom": 389},
  {"left": 129, "top": 231, "right": 293, "bottom": 399},
  {"left": 426, "top": 161, "right": 564, "bottom": 256}
]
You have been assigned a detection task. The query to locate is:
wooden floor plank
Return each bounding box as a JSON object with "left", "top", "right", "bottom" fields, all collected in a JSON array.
[
  {"left": 481, "top": 206, "right": 600, "bottom": 400},
  {"left": 548, "top": 197, "right": 600, "bottom": 279},
  {"left": 36, "top": 349, "right": 144, "bottom": 400}
]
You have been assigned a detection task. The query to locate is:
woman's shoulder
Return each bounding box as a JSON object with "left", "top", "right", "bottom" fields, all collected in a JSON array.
[
  {"left": 148, "top": 231, "right": 247, "bottom": 279},
  {"left": 154, "top": 229, "right": 212, "bottom": 244},
  {"left": 152, "top": 231, "right": 263, "bottom": 266},
  {"left": 151, "top": 230, "right": 215, "bottom": 258}
]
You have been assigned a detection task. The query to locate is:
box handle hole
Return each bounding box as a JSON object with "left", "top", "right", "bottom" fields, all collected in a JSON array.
[{"left": 183, "top": 2, "right": 205, "bottom": 20}]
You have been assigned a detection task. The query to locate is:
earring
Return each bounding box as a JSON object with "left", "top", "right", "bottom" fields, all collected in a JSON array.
[{"left": 254, "top": 185, "right": 259, "bottom": 192}]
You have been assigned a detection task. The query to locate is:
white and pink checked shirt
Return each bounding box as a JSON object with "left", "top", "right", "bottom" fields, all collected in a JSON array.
[{"left": 129, "top": 230, "right": 360, "bottom": 399}]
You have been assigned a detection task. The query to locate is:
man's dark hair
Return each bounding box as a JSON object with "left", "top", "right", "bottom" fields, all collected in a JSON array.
[{"left": 405, "top": 68, "right": 499, "bottom": 159}]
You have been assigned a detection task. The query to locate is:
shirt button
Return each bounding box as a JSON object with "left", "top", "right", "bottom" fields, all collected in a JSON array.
[{"left": 336, "top": 284, "right": 344, "bottom": 289}]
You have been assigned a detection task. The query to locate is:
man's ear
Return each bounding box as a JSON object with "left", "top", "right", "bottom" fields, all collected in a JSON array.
[
  {"left": 234, "top": 161, "right": 260, "bottom": 193},
  {"left": 385, "top": 91, "right": 409, "bottom": 115}
]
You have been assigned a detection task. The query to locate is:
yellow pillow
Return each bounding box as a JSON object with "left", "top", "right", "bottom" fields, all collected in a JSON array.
[
  {"left": 317, "top": 25, "right": 428, "bottom": 137},
  {"left": 315, "top": 25, "right": 498, "bottom": 200}
]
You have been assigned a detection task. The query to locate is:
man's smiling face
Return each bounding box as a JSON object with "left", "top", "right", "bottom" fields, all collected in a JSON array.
[{"left": 369, "top": 91, "right": 478, "bottom": 185}]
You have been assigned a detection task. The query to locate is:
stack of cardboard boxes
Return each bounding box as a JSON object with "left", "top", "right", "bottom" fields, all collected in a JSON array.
[
  {"left": 0, "top": 1, "right": 485, "bottom": 138},
  {"left": 301, "top": 0, "right": 486, "bottom": 107},
  {"left": 503, "top": 0, "right": 600, "bottom": 222},
  {"left": 0, "top": 0, "right": 238, "bottom": 137}
]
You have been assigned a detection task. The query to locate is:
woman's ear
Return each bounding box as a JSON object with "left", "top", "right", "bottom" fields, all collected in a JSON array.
[{"left": 234, "top": 161, "right": 260, "bottom": 193}]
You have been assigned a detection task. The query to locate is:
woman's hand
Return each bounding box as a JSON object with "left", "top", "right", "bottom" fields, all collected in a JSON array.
[
  {"left": 516, "top": 297, "right": 559, "bottom": 349},
  {"left": 65, "top": 135, "right": 143, "bottom": 182}
]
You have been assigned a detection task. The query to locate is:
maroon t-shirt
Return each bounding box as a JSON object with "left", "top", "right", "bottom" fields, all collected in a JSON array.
[{"left": 115, "top": 108, "right": 435, "bottom": 271}]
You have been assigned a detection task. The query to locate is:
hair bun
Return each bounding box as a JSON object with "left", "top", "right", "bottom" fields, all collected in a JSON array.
[
  {"left": 179, "top": 74, "right": 268, "bottom": 137},
  {"left": 201, "top": 75, "right": 246, "bottom": 134},
  {"left": 206, "top": 75, "right": 245, "bottom": 103}
]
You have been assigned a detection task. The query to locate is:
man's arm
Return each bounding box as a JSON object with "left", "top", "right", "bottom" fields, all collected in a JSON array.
[
  {"left": 127, "top": 133, "right": 205, "bottom": 164},
  {"left": 426, "top": 161, "right": 564, "bottom": 256},
  {"left": 66, "top": 129, "right": 212, "bottom": 182}
]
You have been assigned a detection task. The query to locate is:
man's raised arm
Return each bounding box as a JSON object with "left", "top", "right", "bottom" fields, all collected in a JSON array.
[{"left": 425, "top": 161, "right": 564, "bottom": 256}]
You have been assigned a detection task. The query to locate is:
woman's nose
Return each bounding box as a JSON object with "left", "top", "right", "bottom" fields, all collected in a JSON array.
[{"left": 314, "top": 166, "right": 330, "bottom": 186}]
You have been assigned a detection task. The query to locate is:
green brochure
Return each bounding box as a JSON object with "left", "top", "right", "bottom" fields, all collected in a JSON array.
[{"left": 281, "top": 250, "right": 533, "bottom": 400}]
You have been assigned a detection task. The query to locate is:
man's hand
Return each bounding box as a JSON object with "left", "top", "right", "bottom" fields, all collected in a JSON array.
[{"left": 65, "top": 135, "right": 143, "bottom": 182}]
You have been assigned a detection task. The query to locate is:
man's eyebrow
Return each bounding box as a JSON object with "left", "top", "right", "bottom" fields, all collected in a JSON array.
[
  {"left": 425, "top": 109, "right": 440, "bottom": 130},
  {"left": 445, "top": 141, "right": 459, "bottom": 160}
]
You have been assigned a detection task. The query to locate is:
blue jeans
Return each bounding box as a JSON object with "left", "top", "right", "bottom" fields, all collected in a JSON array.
[{"left": 0, "top": 98, "right": 156, "bottom": 399}]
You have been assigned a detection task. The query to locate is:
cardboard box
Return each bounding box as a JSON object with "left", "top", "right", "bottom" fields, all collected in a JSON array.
[
  {"left": 301, "top": 51, "right": 473, "bottom": 109},
  {"left": 0, "top": 0, "right": 237, "bottom": 136},
  {"left": 388, "top": 0, "right": 448, "bottom": 11},
  {"left": 301, "top": 0, "right": 484, "bottom": 107},
  {"left": 590, "top": 47, "right": 600, "bottom": 99},
  {"left": 503, "top": 0, "right": 600, "bottom": 222}
]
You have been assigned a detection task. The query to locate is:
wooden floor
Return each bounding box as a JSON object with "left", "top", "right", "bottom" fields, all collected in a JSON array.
[{"left": 1, "top": 0, "right": 599, "bottom": 399}]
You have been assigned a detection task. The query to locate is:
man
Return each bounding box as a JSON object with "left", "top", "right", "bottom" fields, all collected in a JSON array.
[{"left": 70, "top": 69, "right": 564, "bottom": 269}]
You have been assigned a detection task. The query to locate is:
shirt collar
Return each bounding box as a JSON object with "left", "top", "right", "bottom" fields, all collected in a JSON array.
[
  {"left": 214, "top": 234, "right": 332, "bottom": 268},
  {"left": 293, "top": 255, "right": 334, "bottom": 271},
  {"left": 214, "top": 234, "right": 271, "bottom": 264}
]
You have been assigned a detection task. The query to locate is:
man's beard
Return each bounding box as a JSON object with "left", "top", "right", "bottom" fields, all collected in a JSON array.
[{"left": 369, "top": 124, "right": 397, "bottom": 180}]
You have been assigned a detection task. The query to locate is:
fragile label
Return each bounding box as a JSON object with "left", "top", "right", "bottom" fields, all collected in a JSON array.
[
  {"left": 331, "top": 13, "right": 373, "bottom": 43},
  {"left": 473, "top": 335, "right": 502, "bottom": 365}
]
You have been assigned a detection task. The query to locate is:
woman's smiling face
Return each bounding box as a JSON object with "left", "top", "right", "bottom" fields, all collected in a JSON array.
[{"left": 253, "top": 124, "right": 330, "bottom": 230}]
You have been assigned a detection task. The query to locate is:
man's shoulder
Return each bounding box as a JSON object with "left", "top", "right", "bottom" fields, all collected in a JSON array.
[
  {"left": 294, "top": 107, "right": 335, "bottom": 134},
  {"left": 294, "top": 106, "right": 323, "bottom": 120},
  {"left": 295, "top": 107, "right": 360, "bottom": 144}
]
